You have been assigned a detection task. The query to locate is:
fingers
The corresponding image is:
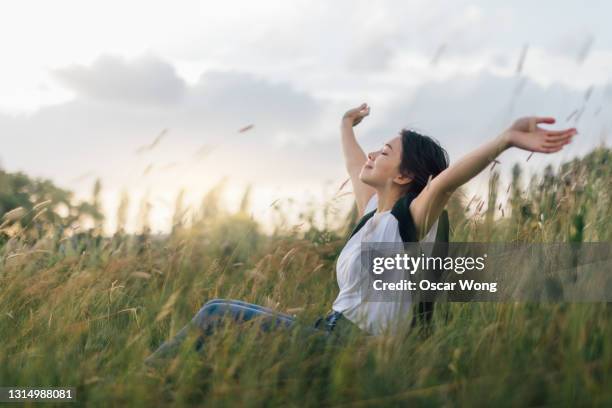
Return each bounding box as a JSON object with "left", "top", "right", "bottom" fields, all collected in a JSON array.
[
  {"left": 543, "top": 139, "right": 572, "bottom": 149},
  {"left": 544, "top": 130, "right": 577, "bottom": 146},
  {"left": 545, "top": 128, "right": 577, "bottom": 138},
  {"left": 545, "top": 136, "right": 574, "bottom": 146},
  {"left": 350, "top": 102, "right": 368, "bottom": 113},
  {"left": 541, "top": 134, "right": 575, "bottom": 152},
  {"left": 345, "top": 103, "right": 370, "bottom": 124},
  {"left": 357, "top": 105, "right": 370, "bottom": 119},
  {"left": 353, "top": 102, "right": 369, "bottom": 111},
  {"left": 544, "top": 133, "right": 575, "bottom": 146},
  {"left": 536, "top": 117, "right": 556, "bottom": 124}
]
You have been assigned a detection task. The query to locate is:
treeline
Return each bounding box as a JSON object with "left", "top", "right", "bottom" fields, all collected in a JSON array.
[{"left": 0, "top": 171, "right": 103, "bottom": 245}]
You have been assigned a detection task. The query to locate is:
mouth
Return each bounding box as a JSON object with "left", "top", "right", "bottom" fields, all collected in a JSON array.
[{"left": 364, "top": 163, "right": 373, "bottom": 170}]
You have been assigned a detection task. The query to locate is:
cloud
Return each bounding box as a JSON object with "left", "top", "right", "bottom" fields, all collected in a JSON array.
[
  {"left": 2, "top": 54, "right": 330, "bottom": 192},
  {"left": 346, "top": 39, "right": 395, "bottom": 73},
  {"left": 182, "top": 70, "right": 323, "bottom": 140},
  {"left": 51, "top": 54, "right": 187, "bottom": 105}
]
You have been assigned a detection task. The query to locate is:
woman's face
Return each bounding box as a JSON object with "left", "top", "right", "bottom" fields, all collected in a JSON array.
[{"left": 359, "top": 135, "right": 411, "bottom": 188}]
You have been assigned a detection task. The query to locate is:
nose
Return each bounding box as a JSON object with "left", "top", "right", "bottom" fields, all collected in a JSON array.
[{"left": 367, "top": 151, "right": 375, "bottom": 161}]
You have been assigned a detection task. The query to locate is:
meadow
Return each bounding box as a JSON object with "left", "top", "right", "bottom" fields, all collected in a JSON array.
[{"left": 0, "top": 146, "right": 610, "bottom": 407}]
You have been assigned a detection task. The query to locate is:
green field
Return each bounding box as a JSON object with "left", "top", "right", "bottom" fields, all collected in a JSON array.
[{"left": 0, "top": 147, "right": 610, "bottom": 406}]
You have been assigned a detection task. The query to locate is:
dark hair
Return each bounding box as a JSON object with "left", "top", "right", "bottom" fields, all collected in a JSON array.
[{"left": 399, "top": 128, "right": 449, "bottom": 194}]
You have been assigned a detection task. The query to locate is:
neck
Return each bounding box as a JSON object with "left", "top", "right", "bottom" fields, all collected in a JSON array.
[{"left": 374, "top": 185, "right": 405, "bottom": 213}]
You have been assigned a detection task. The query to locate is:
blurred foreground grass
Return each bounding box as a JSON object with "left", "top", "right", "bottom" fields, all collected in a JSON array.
[{"left": 0, "top": 147, "right": 610, "bottom": 406}]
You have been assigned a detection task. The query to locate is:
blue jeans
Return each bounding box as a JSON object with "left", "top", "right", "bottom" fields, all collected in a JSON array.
[
  {"left": 193, "top": 298, "right": 297, "bottom": 338},
  {"left": 145, "top": 298, "right": 354, "bottom": 364}
]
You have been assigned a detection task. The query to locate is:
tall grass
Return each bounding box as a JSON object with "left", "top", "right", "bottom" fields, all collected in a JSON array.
[{"left": 0, "top": 147, "right": 610, "bottom": 406}]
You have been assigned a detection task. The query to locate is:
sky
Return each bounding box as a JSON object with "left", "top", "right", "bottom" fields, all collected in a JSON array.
[{"left": 1, "top": 0, "right": 611, "bottom": 234}]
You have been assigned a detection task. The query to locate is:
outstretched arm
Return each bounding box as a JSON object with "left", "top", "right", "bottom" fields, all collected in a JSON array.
[
  {"left": 341, "top": 103, "right": 376, "bottom": 217},
  {"left": 410, "top": 116, "right": 578, "bottom": 238}
]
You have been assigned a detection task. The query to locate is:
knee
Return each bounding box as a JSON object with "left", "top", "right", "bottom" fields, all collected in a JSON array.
[
  {"left": 192, "top": 300, "right": 247, "bottom": 334},
  {"left": 203, "top": 298, "right": 227, "bottom": 307},
  {"left": 193, "top": 302, "right": 220, "bottom": 328},
  {"left": 194, "top": 299, "right": 231, "bottom": 324},
  {"left": 198, "top": 299, "right": 227, "bottom": 316}
]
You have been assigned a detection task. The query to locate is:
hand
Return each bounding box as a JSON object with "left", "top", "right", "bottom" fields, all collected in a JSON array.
[
  {"left": 342, "top": 103, "right": 370, "bottom": 127},
  {"left": 503, "top": 116, "right": 578, "bottom": 153}
]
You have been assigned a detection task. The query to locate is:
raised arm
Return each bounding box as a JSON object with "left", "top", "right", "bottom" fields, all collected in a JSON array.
[
  {"left": 341, "top": 103, "right": 376, "bottom": 217},
  {"left": 410, "top": 116, "right": 578, "bottom": 238}
]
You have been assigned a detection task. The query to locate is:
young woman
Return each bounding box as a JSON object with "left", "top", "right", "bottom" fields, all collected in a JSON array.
[{"left": 145, "top": 103, "right": 577, "bottom": 362}]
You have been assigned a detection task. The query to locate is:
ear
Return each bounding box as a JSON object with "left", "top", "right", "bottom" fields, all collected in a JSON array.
[{"left": 394, "top": 171, "right": 413, "bottom": 186}]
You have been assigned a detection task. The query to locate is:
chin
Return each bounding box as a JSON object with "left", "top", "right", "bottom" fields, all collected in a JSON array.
[{"left": 359, "top": 174, "right": 373, "bottom": 186}]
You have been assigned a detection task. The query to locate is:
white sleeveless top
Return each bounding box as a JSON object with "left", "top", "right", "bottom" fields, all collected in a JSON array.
[{"left": 332, "top": 193, "right": 439, "bottom": 335}]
